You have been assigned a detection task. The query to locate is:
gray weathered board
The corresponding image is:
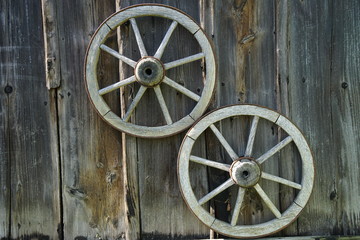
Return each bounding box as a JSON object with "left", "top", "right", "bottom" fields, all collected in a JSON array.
[
  {"left": 0, "top": 1, "right": 60, "bottom": 238},
  {"left": 0, "top": 0, "right": 359, "bottom": 239}
]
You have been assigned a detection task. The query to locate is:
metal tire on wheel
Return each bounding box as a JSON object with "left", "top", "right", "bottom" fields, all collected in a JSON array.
[
  {"left": 177, "top": 104, "right": 314, "bottom": 238},
  {"left": 84, "top": 4, "right": 216, "bottom": 138}
]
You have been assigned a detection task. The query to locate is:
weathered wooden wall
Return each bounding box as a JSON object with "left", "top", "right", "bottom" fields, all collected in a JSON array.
[
  {"left": 0, "top": 1, "right": 60, "bottom": 238},
  {"left": 277, "top": 0, "right": 360, "bottom": 235},
  {"left": 0, "top": 0, "right": 359, "bottom": 239}
]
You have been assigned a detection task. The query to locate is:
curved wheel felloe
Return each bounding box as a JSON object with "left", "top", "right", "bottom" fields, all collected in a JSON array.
[
  {"left": 85, "top": 4, "right": 216, "bottom": 138},
  {"left": 177, "top": 104, "right": 314, "bottom": 238}
]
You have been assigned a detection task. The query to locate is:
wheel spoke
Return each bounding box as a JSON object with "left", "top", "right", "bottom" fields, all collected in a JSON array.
[
  {"left": 153, "top": 85, "right": 173, "bottom": 125},
  {"left": 244, "top": 116, "right": 260, "bottom": 157},
  {"left": 253, "top": 184, "right": 282, "bottom": 218},
  {"left": 100, "top": 44, "right": 136, "bottom": 68},
  {"left": 261, "top": 172, "right": 302, "bottom": 190},
  {"left": 154, "top": 21, "right": 178, "bottom": 59},
  {"left": 256, "top": 136, "right": 293, "bottom": 164},
  {"left": 130, "top": 18, "right": 148, "bottom": 57},
  {"left": 99, "top": 76, "right": 136, "bottom": 95},
  {"left": 164, "top": 52, "right": 205, "bottom": 70},
  {"left": 198, "top": 178, "right": 234, "bottom": 205},
  {"left": 190, "top": 155, "right": 230, "bottom": 171},
  {"left": 210, "top": 124, "right": 239, "bottom": 161},
  {"left": 230, "top": 187, "right": 246, "bottom": 226},
  {"left": 123, "top": 86, "right": 147, "bottom": 122},
  {"left": 163, "top": 77, "right": 200, "bottom": 101}
]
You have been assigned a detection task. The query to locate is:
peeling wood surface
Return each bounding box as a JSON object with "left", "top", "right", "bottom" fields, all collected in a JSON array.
[
  {"left": 1, "top": 0, "right": 360, "bottom": 239},
  {"left": 41, "top": 0, "right": 61, "bottom": 89}
]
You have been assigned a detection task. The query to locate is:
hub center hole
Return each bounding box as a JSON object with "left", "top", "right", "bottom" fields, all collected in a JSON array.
[
  {"left": 242, "top": 170, "right": 249, "bottom": 179},
  {"left": 145, "top": 68, "right": 152, "bottom": 76}
]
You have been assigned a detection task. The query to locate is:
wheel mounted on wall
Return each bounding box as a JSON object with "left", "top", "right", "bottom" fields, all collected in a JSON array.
[
  {"left": 84, "top": 4, "right": 216, "bottom": 138},
  {"left": 177, "top": 104, "right": 315, "bottom": 238}
]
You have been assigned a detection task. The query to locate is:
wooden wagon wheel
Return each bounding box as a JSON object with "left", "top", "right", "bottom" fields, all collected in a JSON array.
[
  {"left": 84, "top": 4, "right": 215, "bottom": 138},
  {"left": 178, "top": 104, "right": 314, "bottom": 238}
]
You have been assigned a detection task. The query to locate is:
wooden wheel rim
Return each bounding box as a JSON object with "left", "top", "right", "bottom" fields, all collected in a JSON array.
[
  {"left": 177, "top": 104, "right": 314, "bottom": 238},
  {"left": 84, "top": 4, "right": 216, "bottom": 138}
]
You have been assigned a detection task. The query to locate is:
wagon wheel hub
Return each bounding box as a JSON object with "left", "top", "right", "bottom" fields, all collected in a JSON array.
[
  {"left": 230, "top": 157, "right": 261, "bottom": 188},
  {"left": 134, "top": 57, "right": 165, "bottom": 87}
]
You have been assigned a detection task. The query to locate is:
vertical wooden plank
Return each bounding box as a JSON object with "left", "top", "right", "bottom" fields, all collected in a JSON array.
[
  {"left": 203, "top": 0, "right": 279, "bottom": 236},
  {"left": 330, "top": 0, "right": 360, "bottom": 235},
  {"left": 120, "top": 133, "right": 141, "bottom": 240},
  {"left": 0, "top": 93, "right": 9, "bottom": 237},
  {"left": 278, "top": 0, "right": 337, "bottom": 235},
  {"left": 207, "top": 0, "right": 277, "bottom": 106},
  {"left": 117, "top": 0, "right": 209, "bottom": 238},
  {"left": 276, "top": 0, "right": 298, "bottom": 236},
  {"left": 114, "top": 4, "right": 141, "bottom": 239},
  {"left": 235, "top": 0, "right": 279, "bottom": 228},
  {"left": 199, "top": 2, "right": 221, "bottom": 238},
  {"left": 0, "top": 1, "right": 10, "bottom": 235},
  {"left": 55, "top": 1, "right": 126, "bottom": 239},
  {"left": 0, "top": 1, "right": 61, "bottom": 239}
]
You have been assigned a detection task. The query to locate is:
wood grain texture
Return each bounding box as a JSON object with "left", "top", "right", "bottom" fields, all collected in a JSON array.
[
  {"left": 0, "top": 1, "right": 61, "bottom": 238},
  {"left": 118, "top": 0, "right": 209, "bottom": 238},
  {"left": 0, "top": 92, "right": 9, "bottom": 237},
  {"left": 275, "top": 1, "right": 300, "bottom": 235},
  {"left": 55, "top": 1, "right": 126, "bottom": 239},
  {"left": 0, "top": 2, "right": 10, "bottom": 235},
  {"left": 1, "top": 0, "right": 360, "bottom": 238},
  {"left": 330, "top": 0, "right": 360, "bottom": 235},
  {"left": 199, "top": 2, "right": 229, "bottom": 236},
  {"left": 276, "top": 0, "right": 360, "bottom": 236},
  {"left": 115, "top": 2, "right": 143, "bottom": 239},
  {"left": 201, "top": 1, "right": 281, "bottom": 236},
  {"left": 116, "top": 4, "right": 141, "bottom": 239},
  {"left": 120, "top": 133, "right": 140, "bottom": 240},
  {"left": 277, "top": 0, "right": 337, "bottom": 235},
  {"left": 231, "top": 0, "right": 280, "bottom": 228}
]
